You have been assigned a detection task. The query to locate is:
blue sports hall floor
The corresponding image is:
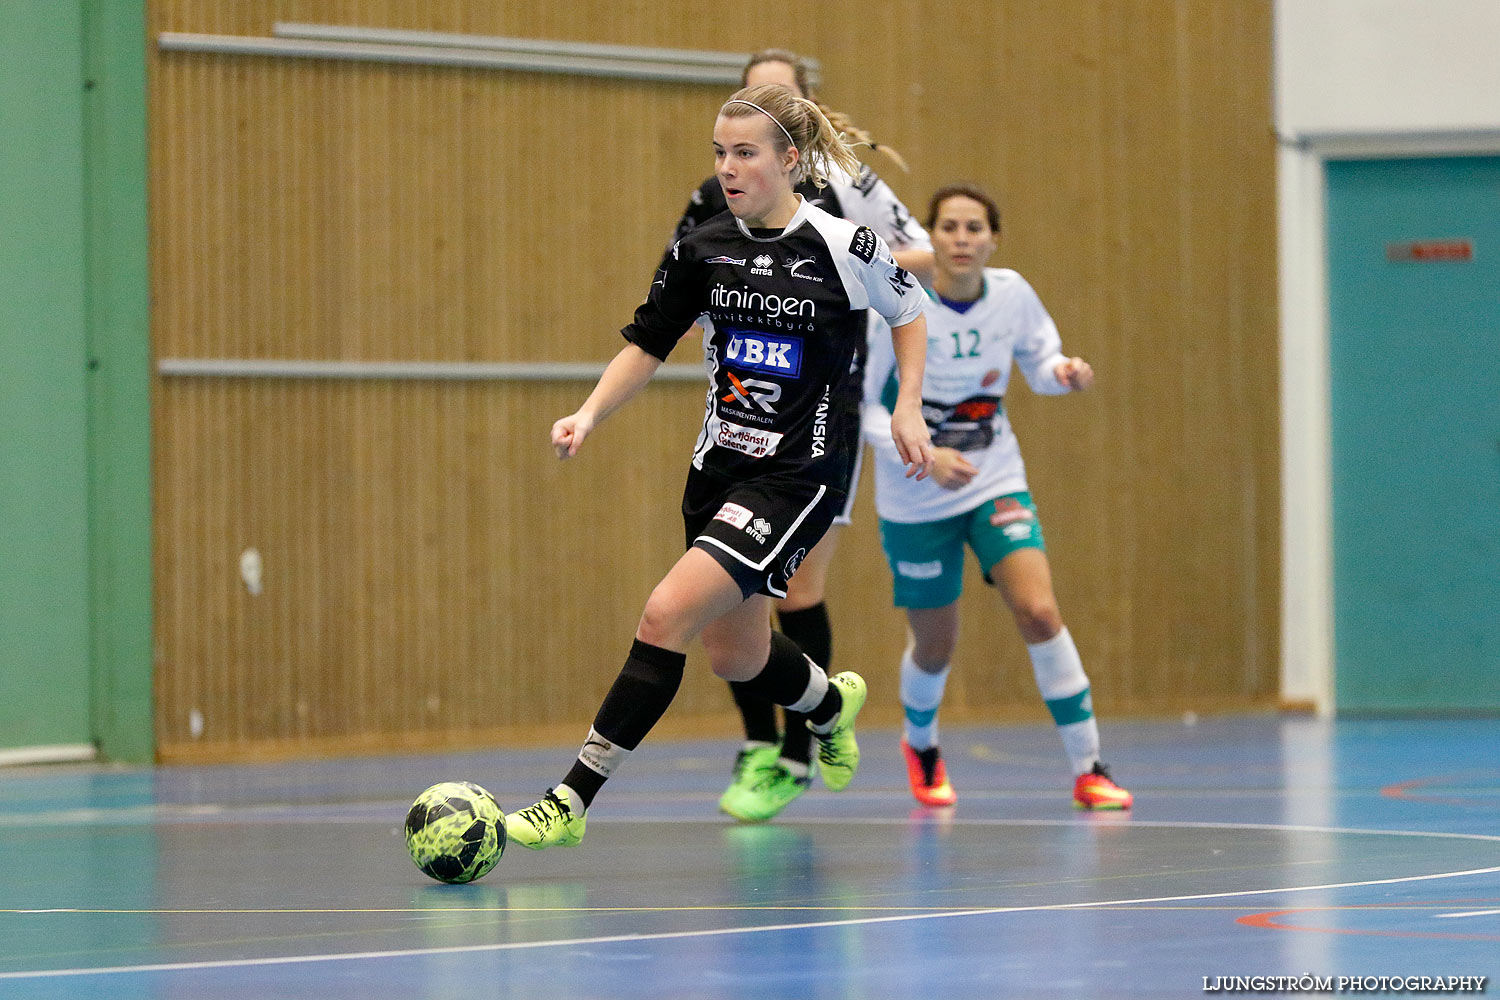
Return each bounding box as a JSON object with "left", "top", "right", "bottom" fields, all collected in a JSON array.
[{"left": 1, "top": 714, "right": 1497, "bottom": 998}]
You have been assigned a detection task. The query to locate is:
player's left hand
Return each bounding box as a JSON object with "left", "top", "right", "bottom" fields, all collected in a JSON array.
[
  {"left": 1055, "top": 357, "right": 1095, "bottom": 391},
  {"left": 930, "top": 447, "right": 979, "bottom": 490}
]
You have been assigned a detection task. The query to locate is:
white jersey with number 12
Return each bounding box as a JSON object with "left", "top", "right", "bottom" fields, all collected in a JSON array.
[{"left": 863, "top": 267, "right": 1072, "bottom": 523}]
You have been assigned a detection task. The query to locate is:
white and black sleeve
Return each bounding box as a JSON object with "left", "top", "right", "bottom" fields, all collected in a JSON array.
[{"left": 848, "top": 226, "right": 926, "bottom": 328}]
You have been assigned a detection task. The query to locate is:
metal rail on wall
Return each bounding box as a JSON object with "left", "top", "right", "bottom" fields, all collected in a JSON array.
[
  {"left": 266, "top": 22, "right": 819, "bottom": 86},
  {"left": 273, "top": 23, "right": 738, "bottom": 68},
  {"left": 155, "top": 21, "right": 736, "bottom": 384},
  {"left": 157, "top": 23, "right": 790, "bottom": 85},
  {"left": 156, "top": 358, "right": 706, "bottom": 382}
]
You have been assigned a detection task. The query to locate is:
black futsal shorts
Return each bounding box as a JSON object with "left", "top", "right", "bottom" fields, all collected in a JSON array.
[{"left": 681, "top": 467, "right": 846, "bottom": 600}]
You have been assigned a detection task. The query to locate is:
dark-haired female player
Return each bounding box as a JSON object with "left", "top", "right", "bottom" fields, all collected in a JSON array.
[
  {"left": 864, "top": 184, "right": 1132, "bottom": 811},
  {"left": 505, "top": 84, "right": 934, "bottom": 850},
  {"left": 673, "top": 49, "right": 935, "bottom": 822}
]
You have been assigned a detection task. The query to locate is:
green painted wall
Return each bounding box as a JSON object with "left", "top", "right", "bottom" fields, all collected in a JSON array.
[
  {"left": 0, "top": 1, "right": 151, "bottom": 760},
  {"left": 83, "top": 0, "right": 152, "bottom": 761}
]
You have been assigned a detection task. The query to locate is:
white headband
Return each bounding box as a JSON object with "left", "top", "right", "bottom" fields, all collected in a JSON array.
[{"left": 723, "top": 99, "right": 796, "bottom": 150}]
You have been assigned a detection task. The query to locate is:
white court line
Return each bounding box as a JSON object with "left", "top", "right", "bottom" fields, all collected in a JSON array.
[
  {"left": 1436, "top": 908, "right": 1500, "bottom": 919},
  {"left": 8, "top": 801, "right": 1500, "bottom": 846},
  {"left": 2, "top": 864, "right": 1499, "bottom": 980},
  {"left": 741, "top": 814, "right": 1500, "bottom": 844}
]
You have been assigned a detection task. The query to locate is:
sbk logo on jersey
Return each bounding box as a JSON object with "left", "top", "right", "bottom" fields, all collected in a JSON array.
[
  {"left": 722, "top": 371, "right": 782, "bottom": 413},
  {"left": 722, "top": 330, "right": 803, "bottom": 377},
  {"left": 784, "top": 257, "right": 824, "bottom": 282}
]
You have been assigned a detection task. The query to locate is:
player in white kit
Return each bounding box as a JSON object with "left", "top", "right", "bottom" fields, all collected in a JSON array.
[{"left": 863, "top": 184, "right": 1132, "bottom": 810}]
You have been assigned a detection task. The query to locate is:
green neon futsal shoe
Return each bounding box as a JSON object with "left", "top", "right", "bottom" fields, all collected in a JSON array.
[
  {"left": 722, "top": 759, "right": 812, "bottom": 823},
  {"left": 718, "top": 743, "right": 782, "bottom": 819},
  {"left": 810, "top": 671, "right": 867, "bottom": 792},
  {"left": 506, "top": 787, "right": 586, "bottom": 849}
]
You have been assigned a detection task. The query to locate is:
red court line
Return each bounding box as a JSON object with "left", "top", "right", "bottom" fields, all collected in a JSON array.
[
  {"left": 1381, "top": 770, "right": 1500, "bottom": 807},
  {"left": 1239, "top": 901, "right": 1500, "bottom": 941}
]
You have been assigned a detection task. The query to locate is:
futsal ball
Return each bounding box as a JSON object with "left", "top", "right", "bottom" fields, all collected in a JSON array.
[{"left": 405, "top": 781, "right": 506, "bottom": 884}]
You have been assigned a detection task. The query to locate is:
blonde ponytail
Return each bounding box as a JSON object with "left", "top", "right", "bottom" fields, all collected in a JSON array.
[
  {"left": 816, "top": 102, "right": 910, "bottom": 173},
  {"left": 737, "top": 49, "right": 909, "bottom": 174},
  {"left": 795, "top": 98, "right": 863, "bottom": 188}
]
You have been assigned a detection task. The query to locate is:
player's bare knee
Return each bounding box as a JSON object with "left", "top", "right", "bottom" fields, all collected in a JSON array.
[
  {"left": 1014, "top": 603, "right": 1063, "bottom": 645},
  {"left": 911, "top": 633, "right": 956, "bottom": 669},
  {"left": 704, "top": 638, "right": 765, "bottom": 682},
  {"left": 636, "top": 592, "right": 692, "bottom": 650}
]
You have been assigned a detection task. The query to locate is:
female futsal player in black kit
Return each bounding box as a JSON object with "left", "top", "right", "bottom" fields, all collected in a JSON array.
[
  {"left": 673, "top": 49, "right": 936, "bottom": 822},
  {"left": 506, "top": 83, "right": 933, "bottom": 849}
]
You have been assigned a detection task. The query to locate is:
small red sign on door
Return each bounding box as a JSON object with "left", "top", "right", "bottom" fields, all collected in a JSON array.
[{"left": 1386, "top": 239, "right": 1473, "bottom": 262}]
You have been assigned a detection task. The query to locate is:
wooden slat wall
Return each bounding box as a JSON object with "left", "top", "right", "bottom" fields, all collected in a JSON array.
[{"left": 147, "top": 0, "right": 1278, "bottom": 762}]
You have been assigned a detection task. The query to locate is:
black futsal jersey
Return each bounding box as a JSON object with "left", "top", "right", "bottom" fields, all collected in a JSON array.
[{"left": 623, "top": 197, "right": 925, "bottom": 492}]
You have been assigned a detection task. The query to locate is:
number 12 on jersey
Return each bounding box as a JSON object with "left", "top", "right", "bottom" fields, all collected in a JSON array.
[{"left": 950, "top": 330, "right": 981, "bottom": 359}]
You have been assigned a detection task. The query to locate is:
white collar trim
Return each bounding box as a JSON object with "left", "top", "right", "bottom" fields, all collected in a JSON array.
[{"left": 733, "top": 195, "right": 811, "bottom": 242}]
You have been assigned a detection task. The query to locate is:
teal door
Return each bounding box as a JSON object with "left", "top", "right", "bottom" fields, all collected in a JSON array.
[{"left": 1327, "top": 156, "right": 1500, "bottom": 713}]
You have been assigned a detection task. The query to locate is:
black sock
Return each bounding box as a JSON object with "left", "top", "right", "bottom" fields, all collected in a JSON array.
[
  {"left": 562, "top": 760, "right": 606, "bottom": 808},
  {"left": 804, "top": 683, "right": 843, "bottom": 731},
  {"left": 563, "top": 639, "right": 685, "bottom": 809},
  {"left": 737, "top": 631, "right": 815, "bottom": 704},
  {"left": 775, "top": 603, "right": 831, "bottom": 764},
  {"left": 735, "top": 630, "right": 841, "bottom": 736},
  {"left": 776, "top": 602, "right": 832, "bottom": 668},
  {"left": 727, "top": 679, "right": 781, "bottom": 745}
]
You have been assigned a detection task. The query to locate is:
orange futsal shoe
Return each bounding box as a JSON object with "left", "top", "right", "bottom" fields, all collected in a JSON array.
[
  {"left": 1073, "top": 762, "right": 1133, "bottom": 810},
  {"left": 901, "top": 739, "right": 957, "bottom": 807}
]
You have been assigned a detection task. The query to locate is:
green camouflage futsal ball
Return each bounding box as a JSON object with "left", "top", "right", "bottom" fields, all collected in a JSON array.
[{"left": 405, "top": 781, "right": 506, "bottom": 884}]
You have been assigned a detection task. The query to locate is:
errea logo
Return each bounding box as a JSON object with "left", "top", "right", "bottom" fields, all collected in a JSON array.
[{"left": 751, "top": 254, "right": 774, "bottom": 276}]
